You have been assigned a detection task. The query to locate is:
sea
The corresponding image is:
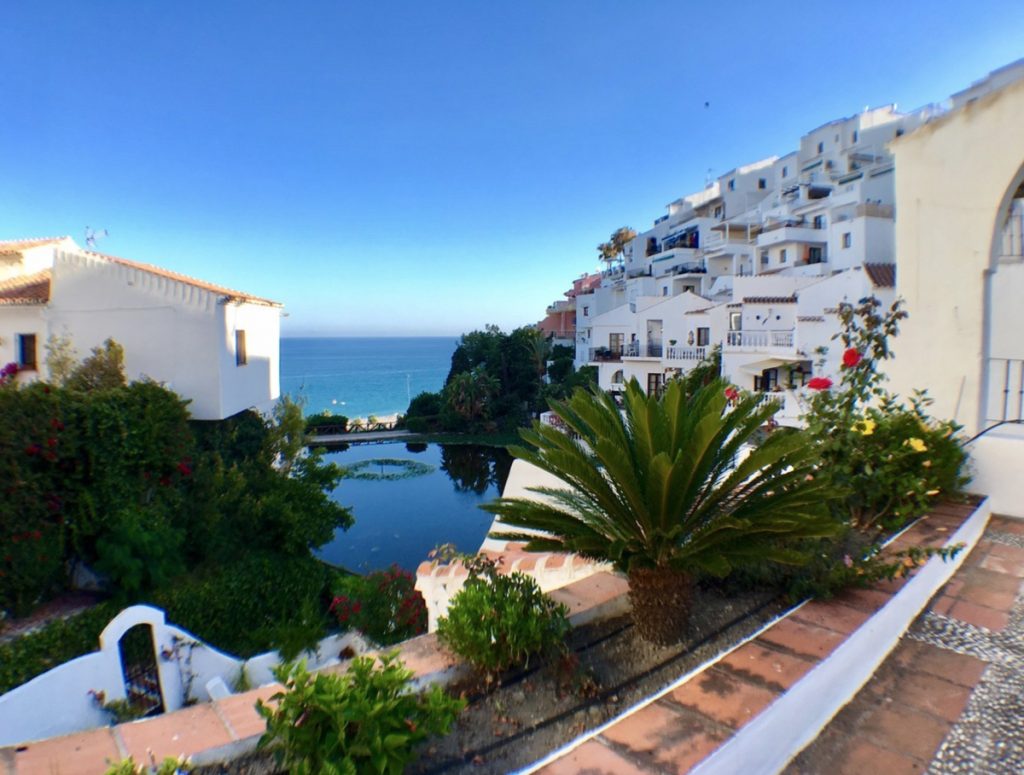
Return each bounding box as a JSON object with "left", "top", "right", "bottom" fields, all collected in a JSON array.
[{"left": 280, "top": 337, "right": 458, "bottom": 419}]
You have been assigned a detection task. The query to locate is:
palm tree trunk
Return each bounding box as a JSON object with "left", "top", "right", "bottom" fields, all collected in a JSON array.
[{"left": 627, "top": 567, "right": 693, "bottom": 646}]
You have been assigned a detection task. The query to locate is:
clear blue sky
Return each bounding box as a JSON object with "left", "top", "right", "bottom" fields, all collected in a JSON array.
[{"left": 1, "top": 2, "right": 1022, "bottom": 336}]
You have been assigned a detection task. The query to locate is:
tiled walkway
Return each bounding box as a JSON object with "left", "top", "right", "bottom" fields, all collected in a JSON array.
[
  {"left": 535, "top": 502, "right": 996, "bottom": 775},
  {"left": 787, "top": 515, "right": 1024, "bottom": 774}
]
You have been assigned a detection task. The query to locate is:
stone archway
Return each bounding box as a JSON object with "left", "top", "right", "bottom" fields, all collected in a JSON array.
[{"left": 982, "top": 175, "right": 1024, "bottom": 430}]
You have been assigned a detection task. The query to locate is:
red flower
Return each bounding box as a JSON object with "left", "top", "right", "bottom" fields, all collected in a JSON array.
[
  {"left": 807, "top": 377, "right": 833, "bottom": 390},
  {"left": 841, "top": 348, "right": 862, "bottom": 368},
  {"left": 177, "top": 461, "right": 192, "bottom": 476},
  {"left": 24, "top": 444, "right": 41, "bottom": 456},
  {"left": 47, "top": 437, "right": 58, "bottom": 448},
  {"left": 724, "top": 386, "right": 740, "bottom": 402}
]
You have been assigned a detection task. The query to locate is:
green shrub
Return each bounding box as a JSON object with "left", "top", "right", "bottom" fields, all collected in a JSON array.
[
  {"left": 436, "top": 557, "right": 569, "bottom": 677},
  {"left": 257, "top": 655, "right": 464, "bottom": 775},
  {"left": 0, "top": 602, "right": 117, "bottom": 694},
  {"left": 150, "top": 553, "right": 331, "bottom": 658},
  {"left": 103, "top": 755, "right": 191, "bottom": 775},
  {"left": 330, "top": 566, "right": 427, "bottom": 646},
  {"left": 305, "top": 411, "right": 348, "bottom": 434}
]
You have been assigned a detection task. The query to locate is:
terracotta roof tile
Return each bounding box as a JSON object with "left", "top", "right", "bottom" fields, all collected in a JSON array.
[
  {"left": 864, "top": 262, "right": 896, "bottom": 288},
  {"left": 0, "top": 269, "right": 51, "bottom": 304},
  {"left": 86, "top": 251, "right": 282, "bottom": 307},
  {"left": 743, "top": 295, "right": 798, "bottom": 304},
  {"left": 0, "top": 237, "right": 68, "bottom": 256}
]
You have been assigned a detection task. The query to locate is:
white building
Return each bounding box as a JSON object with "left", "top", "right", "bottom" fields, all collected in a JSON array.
[{"left": 0, "top": 236, "right": 282, "bottom": 420}]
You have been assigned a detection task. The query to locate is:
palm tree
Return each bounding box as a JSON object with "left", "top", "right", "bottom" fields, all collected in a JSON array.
[{"left": 484, "top": 378, "right": 838, "bottom": 645}]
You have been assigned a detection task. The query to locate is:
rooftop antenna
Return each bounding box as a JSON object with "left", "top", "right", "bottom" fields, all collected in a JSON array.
[{"left": 85, "top": 226, "right": 109, "bottom": 249}]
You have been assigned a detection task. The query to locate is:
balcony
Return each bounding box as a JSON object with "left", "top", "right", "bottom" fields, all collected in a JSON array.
[
  {"left": 620, "top": 341, "right": 664, "bottom": 358},
  {"left": 589, "top": 345, "right": 624, "bottom": 363},
  {"left": 665, "top": 345, "right": 707, "bottom": 361},
  {"left": 725, "top": 330, "right": 795, "bottom": 350}
]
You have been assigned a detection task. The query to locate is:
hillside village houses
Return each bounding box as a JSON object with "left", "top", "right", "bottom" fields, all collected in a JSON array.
[
  {"left": 0, "top": 236, "right": 281, "bottom": 420},
  {"left": 540, "top": 59, "right": 1024, "bottom": 515}
]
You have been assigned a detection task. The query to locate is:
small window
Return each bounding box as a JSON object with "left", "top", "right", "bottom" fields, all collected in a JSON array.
[
  {"left": 662, "top": 286, "right": 668, "bottom": 296},
  {"left": 780, "top": 248, "right": 788, "bottom": 263},
  {"left": 17, "top": 333, "right": 37, "bottom": 370},
  {"left": 817, "top": 141, "right": 824, "bottom": 154},
  {"left": 852, "top": 130, "right": 859, "bottom": 143},
  {"left": 760, "top": 249, "right": 769, "bottom": 266},
  {"left": 782, "top": 165, "right": 789, "bottom": 177},
  {"left": 728, "top": 179, "right": 735, "bottom": 191},
  {"left": 842, "top": 232, "right": 852, "bottom": 249},
  {"left": 582, "top": 305, "right": 589, "bottom": 316},
  {"left": 808, "top": 246, "right": 824, "bottom": 264},
  {"left": 696, "top": 327, "right": 710, "bottom": 347},
  {"left": 758, "top": 178, "right": 767, "bottom": 189},
  {"left": 713, "top": 205, "right": 724, "bottom": 219},
  {"left": 729, "top": 311, "right": 742, "bottom": 331},
  {"left": 611, "top": 369, "right": 624, "bottom": 384},
  {"left": 646, "top": 372, "right": 663, "bottom": 397},
  {"left": 813, "top": 214, "right": 826, "bottom": 229},
  {"left": 235, "top": 329, "right": 247, "bottom": 366}
]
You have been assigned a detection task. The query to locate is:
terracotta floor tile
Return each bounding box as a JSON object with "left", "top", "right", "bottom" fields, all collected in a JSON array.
[
  {"left": 956, "top": 582, "right": 1018, "bottom": 610},
  {"left": 892, "top": 641, "right": 988, "bottom": 687},
  {"left": 756, "top": 617, "right": 845, "bottom": 660},
  {"left": 987, "top": 542, "right": 1024, "bottom": 563},
  {"left": 834, "top": 587, "right": 893, "bottom": 614},
  {"left": 214, "top": 683, "right": 282, "bottom": 739},
  {"left": 14, "top": 729, "right": 121, "bottom": 775},
  {"left": 992, "top": 517, "right": 1024, "bottom": 535},
  {"left": 958, "top": 566, "right": 1022, "bottom": 593},
  {"left": 538, "top": 740, "right": 653, "bottom": 775},
  {"left": 719, "top": 640, "right": 816, "bottom": 691},
  {"left": 929, "top": 594, "right": 957, "bottom": 616},
  {"left": 838, "top": 739, "right": 928, "bottom": 774},
  {"left": 860, "top": 705, "right": 950, "bottom": 761},
  {"left": 117, "top": 704, "right": 233, "bottom": 762},
  {"left": 669, "top": 667, "right": 779, "bottom": 729},
  {"left": 948, "top": 599, "right": 1010, "bottom": 631},
  {"left": 600, "top": 701, "right": 726, "bottom": 775},
  {"left": 893, "top": 671, "right": 973, "bottom": 723},
  {"left": 791, "top": 600, "right": 872, "bottom": 634},
  {"left": 979, "top": 554, "right": 1024, "bottom": 577}
]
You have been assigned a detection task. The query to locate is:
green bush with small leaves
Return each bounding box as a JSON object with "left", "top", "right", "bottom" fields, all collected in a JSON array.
[
  {"left": 103, "top": 754, "right": 191, "bottom": 775},
  {"left": 436, "top": 556, "right": 569, "bottom": 677},
  {"left": 257, "top": 656, "right": 464, "bottom": 775}
]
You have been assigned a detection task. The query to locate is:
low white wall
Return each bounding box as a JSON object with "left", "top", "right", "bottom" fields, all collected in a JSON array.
[
  {"left": 966, "top": 433, "right": 1024, "bottom": 518},
  {"left": 0, "top": 604, "right": 367, "bottom": 747}
]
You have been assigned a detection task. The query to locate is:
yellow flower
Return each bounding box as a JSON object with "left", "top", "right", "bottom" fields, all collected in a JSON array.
[
  {"left": 926, "top": 489, "right": 940, "bottom": 496},
  {"left": 854, "top": 419, "right": 876, "bottom": 436},
  {"left": 905, "top": 437, "right": 927, "bottom": 453}
]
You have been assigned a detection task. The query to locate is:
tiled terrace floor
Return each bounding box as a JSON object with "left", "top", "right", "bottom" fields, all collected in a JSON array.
[
  {"left": 786, "top": 515, "right": 1024, "bottom": 774},
  {"left": 536, "top": 502, "right": 1019, "bottom": 775}
]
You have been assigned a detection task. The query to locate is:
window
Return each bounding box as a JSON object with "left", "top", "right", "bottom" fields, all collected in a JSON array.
[
  {"left": 582, "top": 305, "right": 589, "bottom": 316},
  {"left": 235, "top": 330, "right": 247, "bottom": 366},
  {"left": 842, "top": 232, "right": 852, "bottom": 249},
  {"left": 729, "top": 311, "right": 742, "bottom": 331},
  {"left": 758, "top": 178, "right": 767, "bottom": 189},
  {"left": 754, "top": 368, "right": 779, "bottom": 392},
  {"left": 813, "top": 214, "right": 826, "bottom": 229},
  {"left": 662, "top": 286, "right": 668, "bottom": 296},
  {"left": 611, "top": 369, "right": 624, "bottom": 384},
  {"left": 609, "top": 333, "right": 624, "bottom": 354},
  {"left": 646, "top": 372, "right": 663, "bottom": 397},
  {"left": 683, "top": 284, "right": 696, "bottom": 293},
  {"left": 760, "top": 249, "right": 769, "bottom": 266},
  {"left": 808, "top": 246, "right": 824, "bottom": 264},
  {"left": 713, "top": 205, "right": 724, "bottom": 219},
  {"left": 782, "top": 165, "right": 789, "bottom": 177},
  {"left": 696, "top": 327, "right": 710, "bottom": 347},
  {"left": 852, "top": 130, "right": 859, "bottom": 143},
  {"left": 17, "top": 333, "right": 37, "bottom": 370},
  {"left": 817, "top": 141, "right": 824, "bottom": 154},
  {"left": 728, "top": 179, "right": 735, "bottom": 191},
  {"left": 780, "top": 248, "right": 788, "bottom": 263}
]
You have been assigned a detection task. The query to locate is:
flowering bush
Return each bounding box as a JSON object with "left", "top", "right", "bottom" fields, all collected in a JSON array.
[
  {"left": 330, "top": 565, "right": 427, "bottom": 646},
  {"left": 803, "top": 297, "right": 969, "bottom": 532}
]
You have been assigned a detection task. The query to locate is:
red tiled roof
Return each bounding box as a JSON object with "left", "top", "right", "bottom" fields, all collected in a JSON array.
[
  {"left": 0, "top": 270, "right": 51, "bottom": 304},
  {"left": 743, "top": 295, "right": 798, "bottom": 304},
  {"left": 864, "top": 262, "right": 896, "bottom": 288},
  {"left": 86, "top": 251, "right": 282, "bottom": 307},
  {"left": 0, "top": 237, "right": 68, "bottom": 255}
]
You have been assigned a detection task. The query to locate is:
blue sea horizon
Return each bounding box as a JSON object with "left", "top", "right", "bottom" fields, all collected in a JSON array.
[{"left": 280, "top": 336, "right": 458, "bottom": 419}]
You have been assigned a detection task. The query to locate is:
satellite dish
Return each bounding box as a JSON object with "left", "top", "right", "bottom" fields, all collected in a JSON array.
[{"left": 85, "top": 227, "right": 109, "bottom": 249}]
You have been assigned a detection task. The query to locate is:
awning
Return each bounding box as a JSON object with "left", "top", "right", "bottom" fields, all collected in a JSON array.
[{"left": 739, "top": 356, "right": 807, "bottom": 374}]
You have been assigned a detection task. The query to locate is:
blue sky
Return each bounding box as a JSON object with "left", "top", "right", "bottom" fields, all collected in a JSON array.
[{"left": 1, "top": 2, "right": 1022, "bottom": 336}]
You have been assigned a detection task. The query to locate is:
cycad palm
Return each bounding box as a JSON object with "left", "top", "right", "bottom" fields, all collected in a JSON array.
[{"left": 484, "top": 378, "right": 838, "bottom": 644}]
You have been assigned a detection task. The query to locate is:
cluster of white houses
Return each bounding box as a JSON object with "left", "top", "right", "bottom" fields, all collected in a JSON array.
[
  {"left": 540, "top": 59, "right": 1024, "bottom": 514},
  {"left": 0, "top": 237, "right": 281, "bottom": 420}
]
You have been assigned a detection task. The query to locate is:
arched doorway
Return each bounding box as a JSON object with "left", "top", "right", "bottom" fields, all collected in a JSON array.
[
  {"left": 117, "top": 623, "right": 165, "bottom": 717},
  {"left": 983, "top": 176, "right": 1024, "bottom": 431}
]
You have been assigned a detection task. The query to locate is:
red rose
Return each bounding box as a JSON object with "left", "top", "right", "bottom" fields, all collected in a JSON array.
[
  {"left": 841, "top": 348, "right": 862, "bottom": 368},
  {"left": 807, "top": 377, "right": 833, "bottom": 390}
]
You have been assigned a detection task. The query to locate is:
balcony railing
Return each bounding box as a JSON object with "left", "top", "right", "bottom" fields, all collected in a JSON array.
[
  {"left": 985, "top": 357, "right": 1024, "bottom": 423},
  {"left": 589, "top": 345, "right": 625, "bottom": 362},
  {"left": 725, "top": 330, "right": 795, "bottom": 349},
  {"left": 671, "top": 260, "right": 707, "bottom": 275},
  {"left": 665, "top": 345, "right": 707, "bottom": 361}
]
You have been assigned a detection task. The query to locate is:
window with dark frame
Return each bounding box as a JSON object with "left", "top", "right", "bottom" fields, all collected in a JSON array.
[
  {"left": 235, "top": 329, "right": 247, "bottom": 366},
  {"left": 17, "top": 333, "right": 37, "bottom": 370},
  {"left": 696, "top": 327, "right": 710, "bottom": 347},
  {"left": 842, "top": 232, "right": 852, "bottom": 248}
]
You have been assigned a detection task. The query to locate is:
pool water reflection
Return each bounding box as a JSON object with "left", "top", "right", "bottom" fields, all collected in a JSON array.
[{"left": 316, "top": 442, "right": 512, "bottom": 573}]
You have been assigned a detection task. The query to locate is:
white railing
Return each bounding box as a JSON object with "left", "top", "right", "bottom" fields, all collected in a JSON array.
[
  {"left": 725, "top": 330, "right": 795, "bottom": 349},
  {"left": 666, "top": 345, "right": 707, "bottom": 361}
]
